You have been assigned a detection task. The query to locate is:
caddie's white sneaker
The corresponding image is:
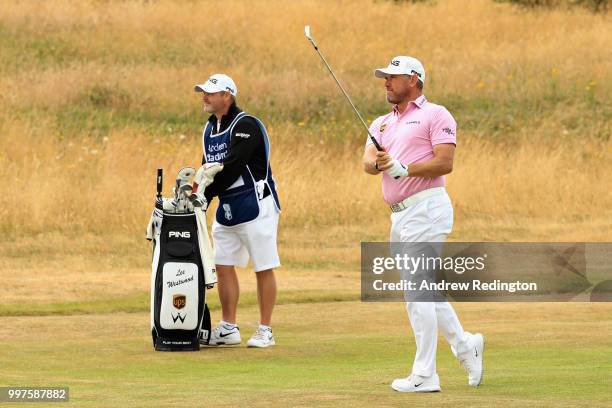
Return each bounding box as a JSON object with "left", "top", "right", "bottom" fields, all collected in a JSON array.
[
  {"left": 391, "top": 373, "right": 441, "bottom": 393},
  {"left": 207, "top": 322, "right": 241, "bottom": 346},
  {"left": 458, "top": 332, "right": 485, "bottom": 386},
  {"left": 246, "top": 327, "right": 275, "bottom": 348}
]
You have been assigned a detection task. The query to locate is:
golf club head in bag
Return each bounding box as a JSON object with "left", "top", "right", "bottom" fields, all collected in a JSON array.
[{"left": 173, "top": 167, "right": 196, "bottom": 213}]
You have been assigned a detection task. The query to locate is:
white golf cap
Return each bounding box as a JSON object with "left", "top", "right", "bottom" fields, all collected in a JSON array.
[
  {"left": 374, "top": 56, "right": 426, "bottom": 83},
  {"left": 194, "top": 73, "right": 237, "bottom": 97}
]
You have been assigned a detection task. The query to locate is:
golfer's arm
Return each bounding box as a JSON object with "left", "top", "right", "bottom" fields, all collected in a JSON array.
[
  {"left": 407, "top": 143, "right": 455, "bottom": 178},
  {"left": 363, "top": 143, "right": 381, "bottom": 175}
]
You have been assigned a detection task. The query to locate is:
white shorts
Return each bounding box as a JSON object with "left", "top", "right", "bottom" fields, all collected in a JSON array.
[
  {"left": 212, "top": 195, "right": 280, "bottom": 272},
  {"left": 390, "top": 191, "right": 453, "bottom": 242}
]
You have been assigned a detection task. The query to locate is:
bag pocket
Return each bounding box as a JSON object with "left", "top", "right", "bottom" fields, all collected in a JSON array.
[
  {"left": 159, "top": 262, "right": 199, "bottom": 331},
  {"left": 166, "top": 241, "right": 195, "bottom": 258}
]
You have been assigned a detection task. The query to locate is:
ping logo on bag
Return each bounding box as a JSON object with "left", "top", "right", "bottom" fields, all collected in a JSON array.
[
  {"left": 173, "top": 294, "right": 186, "bottom": 309},
  {"left": 169, "top": 231, "right": 190, "bottom": 238}
]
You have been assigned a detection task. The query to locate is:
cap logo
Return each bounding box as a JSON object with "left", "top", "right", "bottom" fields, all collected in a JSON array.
[
  {"left": 210, "top": 78, "right": 217, "bottom": 84},
  {"left": 391, "top": 60, "right": 400, "bottom": 66},
  {"left": 411, "top": 70, "right": 422, "bottom": 78},
  {"left": 226, "top": 87, "right": 234, "bottom": 93}
]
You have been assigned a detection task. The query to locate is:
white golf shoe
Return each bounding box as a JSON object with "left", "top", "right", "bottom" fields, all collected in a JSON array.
[
  {"left": 246, "top": 327, "right": 275, "bottom": 348},
  {"left": 391, "top": 373, "right": 441, "bottom": 393},
  {"left": 458, "top": 332, "right": 485, "bottom": 386},
  {"left": 207, "top": 322, "right": 241, "bottom": 346}
]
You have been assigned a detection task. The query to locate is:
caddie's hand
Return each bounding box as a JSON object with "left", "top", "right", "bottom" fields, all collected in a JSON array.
[
  {"left": 194, "top": 162, "right": 224, "bottom": 191},
  {"left": 375, "top": 150, "right": 393, "bottom": 171},
  {"left": 385, "top": 159, "right": 409, "bottom": 178}
]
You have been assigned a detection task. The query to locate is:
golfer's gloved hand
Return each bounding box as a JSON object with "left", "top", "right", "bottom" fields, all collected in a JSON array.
[
  {"left": 375, "top": 150, "right": 393, "bottom": 171},
  {"left": 385, "top": 159, "right": 409, "bottom": 178}
]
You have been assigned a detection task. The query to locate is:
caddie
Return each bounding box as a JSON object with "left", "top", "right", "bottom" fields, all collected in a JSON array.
[
  {"left": 193, "top": 73, "right": 281, "bottom": 348},
  {"left": 362, "top": 56, "right": 484, "bottom": 392}
]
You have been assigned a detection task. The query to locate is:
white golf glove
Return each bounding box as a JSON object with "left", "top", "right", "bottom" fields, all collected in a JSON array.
[
  {"left": 385, "top": 159, "right": 409, "bottom": 178},
  {"left": 194, "top": 162, "right": 224, "bottom": 191}
]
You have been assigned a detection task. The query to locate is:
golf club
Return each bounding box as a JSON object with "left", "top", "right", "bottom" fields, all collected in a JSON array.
[
  {"left": 304, "top": 25, "right": 383, "bottom": 152},
  {"left": 174, "top": 178, "right": 181, "bottom": 212},
  {"left": 173, "top": 167, "right": 196, "bottom": 213},
  {"left": 156, "top": 168, "right": 163, "bottom": 199},
  {"left": 180, "top": 183, "right": 193, "bottom": 211},
  {"left": 156, "top": 168, "right": 164, "bottom": 210},
  {"left": 177, "top": 167, "right": 196, "bottom": 186},
  {"left": 179, "top": 184, "right": 193, "bottom": 194}
]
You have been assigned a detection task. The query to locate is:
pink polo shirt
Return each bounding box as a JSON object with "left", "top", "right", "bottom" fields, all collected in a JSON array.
[{"left": 366, "top": 95, "right": 457, "bottom": 205}]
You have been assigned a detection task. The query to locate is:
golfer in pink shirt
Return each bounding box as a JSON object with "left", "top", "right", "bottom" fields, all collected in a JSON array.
[{"left": 363, "top": 56, "right": 485, "bottom": 393}]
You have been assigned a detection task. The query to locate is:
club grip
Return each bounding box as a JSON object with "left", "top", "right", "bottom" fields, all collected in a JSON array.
[
  {"left": 371, "top": 136, "right": 383, "bottom": 152},
  {"left": 156, "top": 168, "right": 163, "bottom": 196}
]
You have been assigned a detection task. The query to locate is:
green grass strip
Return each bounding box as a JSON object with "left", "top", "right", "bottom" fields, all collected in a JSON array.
[{"left": 0, "top": 290, "right": 359, "bottom": 317}]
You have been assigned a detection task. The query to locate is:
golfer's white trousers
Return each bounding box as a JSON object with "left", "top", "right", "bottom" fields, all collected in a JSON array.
[{"left": 390, "top": 190, "right": 471, "bottom": 377}]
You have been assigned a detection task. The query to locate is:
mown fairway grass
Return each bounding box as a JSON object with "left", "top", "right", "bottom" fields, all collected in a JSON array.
[{"left": 1, "top": 302, "right": 611, "bottom": 407}]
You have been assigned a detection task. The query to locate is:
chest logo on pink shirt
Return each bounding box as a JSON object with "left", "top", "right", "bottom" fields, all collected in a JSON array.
[
  {"left": 379, "top": 123, "right": 387, "bottom": 133},
  {"left": 406, "top": 120, "right": 420, "bottom": 125}
]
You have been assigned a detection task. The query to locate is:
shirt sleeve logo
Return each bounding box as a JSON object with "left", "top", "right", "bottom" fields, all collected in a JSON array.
[{"left": 442, "top": 127, "right": 455, "bottom": 136}]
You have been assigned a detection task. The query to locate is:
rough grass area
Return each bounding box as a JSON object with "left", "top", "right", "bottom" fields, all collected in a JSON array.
[{"left": 0, "top": 0, "right": 611, "bottom": 236}]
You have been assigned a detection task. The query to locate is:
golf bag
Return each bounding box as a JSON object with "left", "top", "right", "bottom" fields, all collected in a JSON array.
[{"left": 147, "top": 168, "right": 217, "bottom": 351}]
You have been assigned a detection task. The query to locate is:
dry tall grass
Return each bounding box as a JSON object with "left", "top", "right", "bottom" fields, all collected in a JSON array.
[
  {"left": 1, "top": 0, "right": 611, "bottom": 244},
  {"left": 1, "top": 0, "right": 611, "bottom": 117},
  {"left": 1, "top": 118, "right": 610, "bottom": 238}
]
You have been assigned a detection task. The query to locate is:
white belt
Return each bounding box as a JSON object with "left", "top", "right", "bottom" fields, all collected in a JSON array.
[{"left": 390, "top": 187, "right": 446, "bottom": 213}]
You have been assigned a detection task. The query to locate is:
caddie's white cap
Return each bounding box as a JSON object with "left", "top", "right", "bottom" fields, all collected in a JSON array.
[
  {"left": 374, "top": 56, "right": 426, "bottom": 83},
  {"left": 194, "top": 73, "right": 238, "bottom": 97}
]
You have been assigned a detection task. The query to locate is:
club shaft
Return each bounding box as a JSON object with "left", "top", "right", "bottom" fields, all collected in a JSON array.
[
  {"left": 156, "top": 168, "right": 163, "bottom": 197},
  {"left": 309, "top": 43, "right": 383, "bottom": 151}
]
